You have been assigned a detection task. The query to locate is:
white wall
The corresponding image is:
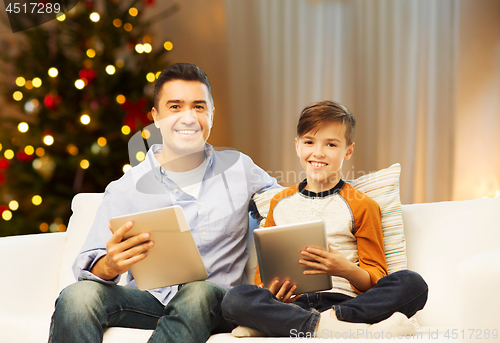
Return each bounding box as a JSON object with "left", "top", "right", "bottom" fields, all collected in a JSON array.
[{"left": 453, "top": 0, "right": 500, "bottom": 200}]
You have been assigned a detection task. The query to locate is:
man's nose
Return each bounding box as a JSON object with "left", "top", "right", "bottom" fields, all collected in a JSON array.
[{"left": 179, "top": 109, "right": 197, "bottom": 124}]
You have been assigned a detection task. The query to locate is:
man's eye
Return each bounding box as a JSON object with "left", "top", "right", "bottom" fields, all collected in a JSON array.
[
  {"left": 195, "top": 105, "right": 206, "bottom": 111},
  {"left": 169, "top": 105, "right": 181, "bottom": 111}
]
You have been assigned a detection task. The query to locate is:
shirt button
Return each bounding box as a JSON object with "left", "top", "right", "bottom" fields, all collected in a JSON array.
[
  {"left": 160, "top": 167, "right": 165, "bottom": 174},
  {"left": 198, "top": 201, "right": 202, "bottom": 206},
  {"left": 202, "top": 231, "right": 206, "bottom": 235},
  {"left": 174, "top": 189, "right": 178, "bottom": 193}
]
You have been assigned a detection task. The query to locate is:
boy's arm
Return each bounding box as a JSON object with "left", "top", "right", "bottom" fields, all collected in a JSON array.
[
  {"left": 300, "top": 190, "right": 387, "bottom": 293},
  {"left": 300, "top": 246, "right": 373, "bottom": 292},
  {"left": 352, "top": 197, "right": 387, "bottom": 292}
]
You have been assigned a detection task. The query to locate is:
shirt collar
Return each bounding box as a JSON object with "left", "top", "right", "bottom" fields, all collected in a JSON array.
[
  {"left": 298, "top": 179, "right": 345, "bottom": 198},
  {"left": 147, "top": 143, "right": 215, "bottom": 182}
]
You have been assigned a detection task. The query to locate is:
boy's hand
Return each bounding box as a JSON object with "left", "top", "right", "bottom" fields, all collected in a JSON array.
[
  {"left": 299, "top": 246, "right": 351, "bottom": 278},
  {"left": 91, "top": 221, "right": 154, "bottom": 280},
  {"left": 261, "top": 278, "right": 302, "bottom": 303}
]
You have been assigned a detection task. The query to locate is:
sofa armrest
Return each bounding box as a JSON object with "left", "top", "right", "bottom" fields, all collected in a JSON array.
[
  {"left": 458, "top": 247, "right": 500, "bottom": 342},
  {"left": 0, "top": 232, "right": 67, "bottom": 315}
]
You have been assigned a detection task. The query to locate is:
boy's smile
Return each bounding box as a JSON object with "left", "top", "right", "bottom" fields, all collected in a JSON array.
[{"left": 295, "top": 121, "right": 354, "bottom": 193}]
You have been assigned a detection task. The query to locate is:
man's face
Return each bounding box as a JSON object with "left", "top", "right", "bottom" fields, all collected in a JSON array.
[
  {"left": 152, "top": 80, "right": 214, "bottom": 159},
  {"left": 295, "top": 121, "right": 354, "bottom": 192}
]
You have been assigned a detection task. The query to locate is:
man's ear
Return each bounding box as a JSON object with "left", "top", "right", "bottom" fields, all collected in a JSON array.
[
  {"left": 295, "top": 137, "right": 300, "bottom": 157},
  {"left": 344, "top": 142, "right": 355, "bottom": 160},
  {"left": 209, "top": 107, "right": 215, "bottom": 128},
  {"left": 152, "top": 107, "right": 160, "bottom": 129}
]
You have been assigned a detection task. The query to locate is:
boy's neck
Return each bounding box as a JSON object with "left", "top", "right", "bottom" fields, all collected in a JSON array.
[
  {"left": 301, "top": 178, "right": 344, "bottom": 195},
  {"left": 303, "top": 177, "right": 342, "bottom": 194}
]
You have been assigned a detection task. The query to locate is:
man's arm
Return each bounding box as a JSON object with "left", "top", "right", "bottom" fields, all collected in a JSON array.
[
  {"left": 91, "top": 221, "right": 153, "bottom": 280},
  {"left": 72, "top": 180, "right": 154, "bottom": 283}
]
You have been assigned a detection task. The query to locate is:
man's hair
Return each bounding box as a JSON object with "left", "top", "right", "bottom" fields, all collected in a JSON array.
[
  {"left": 153, "top": 63, "right": 214, "bottom": 110},
  {"left": 297, "top": 100, "right": 356, "bottom": 145}
]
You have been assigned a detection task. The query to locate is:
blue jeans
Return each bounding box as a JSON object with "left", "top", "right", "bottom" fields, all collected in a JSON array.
[
  {"left": 48, "top": 280, "right": 234, "bottom": 343},
  {"left": 222, "top": 270, "right": 428, "bottom": 337}
]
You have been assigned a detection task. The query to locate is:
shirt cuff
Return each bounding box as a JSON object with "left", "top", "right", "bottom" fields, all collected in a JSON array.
[{"left": 74, "top": 250, "right": 120, "bottom": 285}]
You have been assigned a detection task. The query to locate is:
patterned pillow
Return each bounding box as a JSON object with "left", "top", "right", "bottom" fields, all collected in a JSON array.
[{"left": 346, "top": 163, "right": 407, "bottom": 273}]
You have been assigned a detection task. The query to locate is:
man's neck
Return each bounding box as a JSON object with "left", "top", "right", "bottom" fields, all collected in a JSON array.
[{"left": 154, "top": 144, "right": 206, "bottom": 172}]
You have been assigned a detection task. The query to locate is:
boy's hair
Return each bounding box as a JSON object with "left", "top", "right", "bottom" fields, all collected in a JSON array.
[
  {"left": 153, "top": 63, "right": 214, "bottom": 110},
  {"left": 297, "top": 101, "right": 356, "bottom": 145}
]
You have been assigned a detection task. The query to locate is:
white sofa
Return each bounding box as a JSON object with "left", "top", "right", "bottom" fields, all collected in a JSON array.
[{"left": 1, "top": 193, "right": 499, "bottom": 343}]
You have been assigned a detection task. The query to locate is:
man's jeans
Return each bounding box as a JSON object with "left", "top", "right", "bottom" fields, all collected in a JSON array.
[
  {"left": 48, "top": 280, "right": 234, "bottom": 343},
  {"left": 222, "top": 270, "right": 428, "bottom": 337}
]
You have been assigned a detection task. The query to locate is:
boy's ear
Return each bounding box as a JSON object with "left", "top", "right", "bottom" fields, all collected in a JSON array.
[
  {"left": 295, "top": 137, "right": 300, "bottom": 157},
  {"left": 344, "top": 142, "right": 355, "bottom": 160}
]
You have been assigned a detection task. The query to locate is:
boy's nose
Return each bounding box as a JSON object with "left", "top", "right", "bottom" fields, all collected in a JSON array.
[{"left": 313, "top": 147, "right": 325, "bottom": 157}]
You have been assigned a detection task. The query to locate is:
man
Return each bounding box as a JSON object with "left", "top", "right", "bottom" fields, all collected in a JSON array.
[{"left": 48, "top": 63, "right": 277, "bottom": 343}]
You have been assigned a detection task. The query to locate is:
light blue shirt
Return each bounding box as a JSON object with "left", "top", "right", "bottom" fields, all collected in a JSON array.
[{"left": 73, "top": 143, "right": 278, "bottom": 305}]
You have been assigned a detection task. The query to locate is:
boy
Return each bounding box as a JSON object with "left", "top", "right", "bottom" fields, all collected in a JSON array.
[{"left": 222, "top": 101, "right": 428, "bottom": 338}]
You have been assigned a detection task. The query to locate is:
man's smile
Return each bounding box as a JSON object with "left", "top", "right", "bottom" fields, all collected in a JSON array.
[{"left": 175, "top": 129, "right": 200, "bottom": 135}]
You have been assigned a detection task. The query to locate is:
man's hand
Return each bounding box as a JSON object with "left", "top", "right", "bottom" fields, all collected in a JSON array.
[
  {"left": 259, "top": 278, "right": 302, "bottom": 303},
  {"left": 91, "top": 221, "right": 154, "bottom": 280}
]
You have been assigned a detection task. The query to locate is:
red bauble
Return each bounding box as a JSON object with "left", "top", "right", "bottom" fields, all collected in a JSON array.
[
  {"left": 122, "top": 98, "right": 150, "bottom": 131},
  {"left": 0, "top": 158, "right": 9, "bottom": 169},
  {"left": 146, "top": 0, "right": 155, "bottom": 6},
  {"left": 79, "top": 69, "right": 97, "bottom": 80},
  {"left": 17, "top": 151, "right": 34, "bottom": 162},
  {"left": 44, "top": 94, "right": 57, "bottom": 110},
  {"left": 0, "top": 173, "right": 4, "bottom": 185}
]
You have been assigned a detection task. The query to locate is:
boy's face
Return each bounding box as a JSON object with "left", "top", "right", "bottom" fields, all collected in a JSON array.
[
  {"left": 295, "top": 121, "right": 354, "bottom": 192},
  {"left": 151, "top": 80, "right": 214, "bottom": 159}
]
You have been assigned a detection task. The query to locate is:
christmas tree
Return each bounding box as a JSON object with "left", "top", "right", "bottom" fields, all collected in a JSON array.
[{"left": 0, "top": 0, "right": 177, "bottom": 236}]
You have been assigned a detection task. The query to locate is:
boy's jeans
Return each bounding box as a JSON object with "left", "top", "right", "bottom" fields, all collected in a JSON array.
[
  {"left": 48, "top": 280, "right": 233, "bottom": 343},
  {"left": 222, "top": 270, "right": 428, "bottom": 337}
]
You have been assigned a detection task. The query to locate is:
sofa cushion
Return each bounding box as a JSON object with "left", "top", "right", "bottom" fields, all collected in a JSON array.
[
  {"left": 59, "top": 193, "right": 104, "bottom": 292},
  {"left": 458, "top": 247, "right": 500, "bottom": 342},
  {"left": 403, "top": 198, "right": 500, "bottom": 327}
]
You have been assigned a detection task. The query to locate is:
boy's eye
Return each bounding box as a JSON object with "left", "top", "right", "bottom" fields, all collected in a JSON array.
[
  {"left": 303, "top": 141, "right": 313, "bottom": 145},
  {"left": 328, "top": 143, "right": 337, "bottom": 147}
]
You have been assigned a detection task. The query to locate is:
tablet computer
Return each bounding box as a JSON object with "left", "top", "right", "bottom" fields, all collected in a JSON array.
[
  {"left": 109, "top": 206, "right": 208, "bottom": 290},
  {"left": 254, "top": 220, "right": 332, "bottom": 294}
]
